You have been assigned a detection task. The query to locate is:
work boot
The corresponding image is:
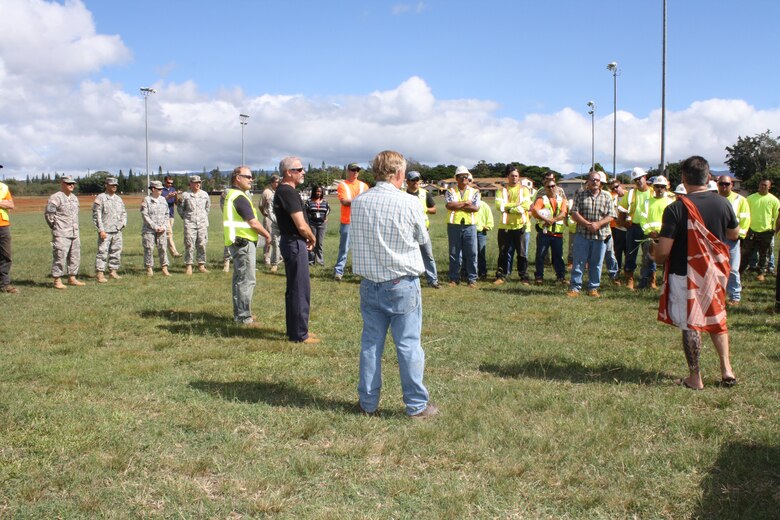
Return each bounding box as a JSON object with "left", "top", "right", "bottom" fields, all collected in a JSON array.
[
  {"left": 184, "top": 264, "right": 193, "bottom": 275},
  {"left": 223, "top": 260, "right": 230, "bottom": 272},
  {"left": 109, "top": 270, "right": 122, "bottom": 280},
  {"left": 649, "top": 276, "right": 658, "bottom": 290},
  {"left": 96, "top": 271, "right": 108, "bottom": 283},
  {"left": 146, "top": 267, "right": 154, "bottom": 277},
  {"left": 270, "top": 264, "right": 278, "bottom": 273},
  {"left": 198, "top": 264, "right": 209, "bottom": 273},
  {"left": 68, "top": 276, "right": 86, "bottom": 286},
  {"left": 626, "top": 273, "right": 635, "bottom": 290},
  {"left": 162, "top": 266, "right": 171, "bottom": 277},
  {"left": 53, "top": 277, "right": 67, "bottom": 290}
]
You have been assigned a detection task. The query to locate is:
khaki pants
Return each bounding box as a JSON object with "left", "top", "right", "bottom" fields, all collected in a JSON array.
[{"left": 51, "top": 235, "right": 80, "bottom": 277}]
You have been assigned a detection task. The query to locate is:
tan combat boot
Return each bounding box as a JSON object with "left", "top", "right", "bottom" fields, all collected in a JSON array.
[
  {"left": 625, "top": 273, "right": 635, "bottom": 291},
  {"left": 53, "top": 277, "right": 67, "bottom": 290},
  {"left": 198, "top": 264, "right": 209, "bottom": 273},
  {"left": 68, "top": 276, "right": 86, "bottom": 286},
  {"left": 109, "top": 270, "right": 122, "bottom": 280},
  {"left": 146, "top": 266, "right": 154, "bottom": 277},
  {"left": 162, "top": 265, "right": 171, "bottom": 277},
  {"left": 184, "top": 264, "right": 193, "bottom": 275},
  {"left": 223, "top": 259, "right": 230, "bottom": 272},
  {"left": 96, "top": 271, "right": 108, "bottom": 283}
]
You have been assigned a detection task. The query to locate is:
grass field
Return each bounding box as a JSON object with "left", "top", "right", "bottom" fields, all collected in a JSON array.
[{"left": 1, "top": 194, "right": 779, "bottom": 518}]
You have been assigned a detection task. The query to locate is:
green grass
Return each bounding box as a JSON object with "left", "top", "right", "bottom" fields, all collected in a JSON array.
[{"left": 1, "top": 196, "right": 778, "bottom": 518}]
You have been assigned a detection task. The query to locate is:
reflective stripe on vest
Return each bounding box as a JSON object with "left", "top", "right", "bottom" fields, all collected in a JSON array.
[
  {"left": 541, "top": 194, "right": 565, "bottom": 234},
  {"left": 223, "top": 189, "right": 259, "bottom": 246},
  {"left": 0, "top": 183, "right": 8, "bottom": 222},
  {"left": 448, "top": 187, "right": 476, "bottom": 224},
  {"left": 417, "top": 188, "right": 430, "bottom": 228},
  {"left": 499, "top": 186, "right": 527, "bottom": 226}
]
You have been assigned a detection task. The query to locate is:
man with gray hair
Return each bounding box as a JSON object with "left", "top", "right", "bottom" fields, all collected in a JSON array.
[
  {"left": 350, "top": 150, "right": 438, "bottom": 419},
  {"left": 260, "top": 175, "right": 281, "bottom": 272},
  {"left": 178, "top": 175, "right": 211, "bottom": 274},
  {"left": 92, "top": 177, "right": 127, "bottom": 282},
  {"left": 45, "top": 176, "right": 84, "bottom": 289}
]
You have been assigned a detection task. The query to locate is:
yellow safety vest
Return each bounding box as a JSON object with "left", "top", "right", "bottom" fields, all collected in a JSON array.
[
  {"left": 413, "top": 188, "right": 430, "bottom": 228},
  {"left": 726, "top": 192, "right": 751, "bottom": 239},
  {"left": 223, "top": 188, "right": 259, "bottom": 246},
  {"left": 448, "top": 187, "right": 477, "bottom": 225},
  {"left": 495, "top": 185, "right": 530, "bottom": 229},
  {"left": 0, "top": 183, "right": 8, "bottom": 222}
]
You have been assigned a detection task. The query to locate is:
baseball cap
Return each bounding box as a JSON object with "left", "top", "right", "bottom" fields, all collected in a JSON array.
[
  {"left": 347, "top": 163, "right": 362, "bottom": 171},
  {"left": 406, "top": 170, "right": 421, "bottom": 181}
]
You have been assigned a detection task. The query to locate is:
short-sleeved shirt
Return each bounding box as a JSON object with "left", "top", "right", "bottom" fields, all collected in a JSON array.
[
  {"left": 337, "top": 179, "right": 369, "bottom": 224},
  {"left": 161, "top": 186, "right": 177, "bottom": 217},
  {"left": 273, "top": 184, "right": 305, "bottom": 237},
  {"left": 569, "top": 189, "right": 616, "bottom": 240},
  {"left": 659, "top": 191, "right": 738, "bottom": 276}
]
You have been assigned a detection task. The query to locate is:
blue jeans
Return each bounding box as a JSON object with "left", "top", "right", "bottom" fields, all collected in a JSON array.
[
  {"left": 229, "top": 240, "right": 257, "bottom": 323},
  {"left": 624, "top": 224, "right": 645, "bottom": 274},
  {"left": 358, "top": 276, "right": 429, "bottom": 415},
  {"left": 333, "top": 223, "right": 350, "bottom": 276},
  {"left": 570, "top": 234, "right": 607, "bottom": 292},
  {"left": 448, "top": 224, "right": 477, "bottom": 283},
  {"left": 604, "top": 235, "right": 619, "bottom": 280},
  {"left": 280, "top": 236, "right": 311, "bottom": 342},
  {"left": 419, "top": 238, "right": 438, "bottom": 285},
  {"left": 726, "top": 238, "right": 741, "bottom": 301},
  {"left": 638, "top": 240, "right": 657, "bottom": 288},
  {"left": 534, "top": 232, "right": 565, "bottom": 280}
]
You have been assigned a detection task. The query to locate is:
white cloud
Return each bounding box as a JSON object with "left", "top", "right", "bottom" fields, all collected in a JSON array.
[
  {"left": 391, "top": 2, "right": 426, "bottom": 15},
  {"left": 1, "top": 1, "right": 779, "bottom": 179}
]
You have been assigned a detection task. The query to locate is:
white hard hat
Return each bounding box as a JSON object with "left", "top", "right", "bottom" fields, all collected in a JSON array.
[
  {"left": 631, "top": 167, "right": 648, "bottom": 181},
  {"left": 674, "top": 183, "right": 687, "bottom": 195},
  {"left": 707, "top": 180, "right": 718, "bottom": 191},
  {"left": 652, "top": 175, "right": 669, "bottom": 187}
]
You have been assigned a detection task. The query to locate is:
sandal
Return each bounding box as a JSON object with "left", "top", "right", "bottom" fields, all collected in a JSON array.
[{"left": 719, "top": 377, "right": 737, "bottom": 388}]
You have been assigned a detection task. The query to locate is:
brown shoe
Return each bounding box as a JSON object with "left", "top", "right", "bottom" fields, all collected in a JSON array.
[
  {"left": 53, "top": 277, "right": 67, "bottom": 290},
  {"left": 68, "top": 276, "right": 86, "bottom": 286},
  {"left": 1, "top": 284, "right": 19, "bottom": 294},
  {"left": 588, "top": 289, "right": 601, "bottom": 298},
  {"left": 96, "top": 271, "right": 108, "bottom": 283},
  {"left": 625, "top": 273, "right": 635, "bottom": 290},
  {"left": 448, "top": 281, "right": 458, "bottom": 287},
  {"left": 493, "top": 278, "right": 505, "bottom": 286},
  {"left": 184, "top": 264, "right": 193, "bottom": 275},
  {"left": 757, "top": 274, "right": 766, "bottom": 282},
  {"left": 611, "top": 277, "right": 622, "bottom": 286},
  {"left": 300, "top": 337, "right": 321, "bottom": 344},
  {"left": 270, "top": 265, "right": 278, "bottom": 273},
  {"left": 534, "top": 279, "right": 544, "bottom": 285},
  {"left": 109, "top": 270, "right": 122, "bottom": 280},
  {"left": 146, "top": 267, "right": 154, "bottom": 277},
  {"left": 161, "top": 266, "right": 171, "bottom": 277},
  {"left": 566, "top": 290, "right": 579, "bottom": 297},
  {"left": 649, "top": 277, "right": 658, "bottom": 290},
  {"left": 198, "top": 264, "right": 209, "bottom": 273},
  {"left": 410, "top": 403, "right": 439, "bottom": 420},
  {"left": 467, "top": 282, "right": 477, "bottom": 289},
  {"left": 727, "top": 299, "right": 740, "bottom": 307}
]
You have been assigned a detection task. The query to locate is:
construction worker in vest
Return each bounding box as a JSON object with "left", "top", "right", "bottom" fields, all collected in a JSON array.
[
  {"left": 473, "top": 177, "right": 494, "bottom": 280},
  {"left": 224, "top": 166, "right": 271, "bottom": 327},
  {"left": 0, "top": 179, "right": 18, "bottom": 294},
  {"left": 445, "top": 166, "right": 480, "bottom": 287},
  {"left": 532, "top": 177, "right": 568, "bottom": 283},
  {"left": 717, "top": 174, "right": 750, "bottom": 305},
  {"left": 740, "top": 179, "right": 780, "bottom": 281},
  {"left": 609, "top": 180, "right": 628, "bottom": 271},
  {"left": 617, "top": 167, "right": 653, "bottom": 289},
  {"left": 92, "top": 176, "right": 127, "bottom": 283},
  {"left": 333, "top": 163, "right": 369, "bottom": 282},
  {"left": 638, "top": 175, "right": 673, "bottom": 289},
  {"left": 599, "top": 171, "right": 621, "bottom": 285},
  {"left": 494, "top": 164, "right": 531, "bottom": 285},
  {"left": 45, "top": 176, "right": 84, "bottom": 289},
  {"left": 406, "top": 170, "right": 440, "bottom": 288}
]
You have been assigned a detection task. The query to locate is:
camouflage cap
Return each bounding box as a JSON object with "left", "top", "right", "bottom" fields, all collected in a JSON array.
[
  {"left": 149, "top": 180, "right": 164, "bottom": 189},
  {"left": 61, "top": 175, "right": 75, "bottom": 184},
  {"left": 105, "top": 177, "right": 119, "bottom": 185},
  {"left": 189, "top": 175, "right": 202, "bottom": 183}
]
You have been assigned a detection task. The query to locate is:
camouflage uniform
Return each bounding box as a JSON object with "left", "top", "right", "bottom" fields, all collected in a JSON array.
[
  {"left": 93, "top": 192, "right": 127, "bottom": 272},
  {"left": 141, "top": 195, "right": 169, "bottom": 268},
  {"left": 177, "top": 189, "right": 210, "bottom": 266},
  {"left": 45, "top": 191, "right": 81, "bottom": 277}
]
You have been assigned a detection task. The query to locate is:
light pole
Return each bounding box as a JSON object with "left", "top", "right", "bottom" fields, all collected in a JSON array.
[
  {"left": 606, "top": 62, "right": 619, "bottom": 177},
  {"left": 587, "top": 101, "right": 596, "bottom": 170},
  {"left": 140, "top": 87, "right": 156, "bottom": 194},
  {"left": 239, "top": 113, "right": 249, "bottom": 165},
  {"left": 660, "top": 0, "right": 667, "bottom": 173}
]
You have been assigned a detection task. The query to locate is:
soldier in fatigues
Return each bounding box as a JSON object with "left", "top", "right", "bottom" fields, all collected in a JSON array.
[
  {"left": 141, "top": 180, "right": 171, "bottom": 276},
  {"left": 93, "top": 177, "right": 127, "bottom": 282},
  {"left": 178, "top": 175, "right": 211, "bottom": 274},
  {"left": 45, "top": 176, "right": 84, "bottom": 289}
]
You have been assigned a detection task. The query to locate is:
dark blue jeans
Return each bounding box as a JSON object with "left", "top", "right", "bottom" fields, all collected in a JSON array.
[
  {"left": 534, "top": 232, "right": 565, "bottom": 281},
  {"left": 280, "top": 235, "right": 311, "bottom": 342}
]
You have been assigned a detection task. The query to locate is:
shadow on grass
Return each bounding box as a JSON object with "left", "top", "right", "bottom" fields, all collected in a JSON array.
[
  {"left": 9, "top": 277, "right": 57, "bottom": 288},
  {"left": 479, "top": 357, "right": 670, "bottom": 385},
  {"left": 692, "top": 442, "right": 780, "bottom": 520},
  {"left": 189, "top": 380, "right": 371, "bottom": 415},
  {"left": 139, "top": 309, "right": 286, "bottom": 339}
]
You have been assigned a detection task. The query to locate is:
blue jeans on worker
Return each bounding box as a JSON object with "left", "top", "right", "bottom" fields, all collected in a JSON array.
[
  {"left": 534, "top": 232, "right": 565, "bottom": 281},
  {"left": 229, "top": 240, "right": 257, "bottom": 324},
  {"left": 604, "top": 235, "right": 619, "bottom": 280},
  {"left": 358, "top": 276, "right": 429, "bottom": 416},
  {"left": 419, "top": 238, "right": 438, "bottom": 286},
  {"left": 333, "top": 223, "right": 350, "bottom": 276},
  {"left": 570, "top": 233, "right": 607, "bottom": 292},
  {"left": 448, "top": 224, "right": 477, "bottom": 283},
  {"left": 280, "top": 235, "right": 311, "bottom": 342},
  {"left": 725, "top": 238, "right": 741, "bottom": 302},
  {"left": 624, "top": 224, "right": 644, "bottom": 274}
]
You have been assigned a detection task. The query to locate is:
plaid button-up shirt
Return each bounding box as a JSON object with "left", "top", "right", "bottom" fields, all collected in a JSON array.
[{"left": 570, "top": 188, "right": 617, "bottom": 240}]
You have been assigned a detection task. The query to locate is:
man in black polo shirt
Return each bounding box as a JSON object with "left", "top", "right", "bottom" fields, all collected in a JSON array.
[{"left": 274, "top": 157, "right": 319, "bottom": 344}]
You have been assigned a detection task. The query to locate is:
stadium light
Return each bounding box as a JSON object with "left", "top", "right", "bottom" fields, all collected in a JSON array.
[
  {"left": 140, "top": 87, "right": 157, "bottom": 194},
  {"left": 239, "top": 114, "right": 249, "bottom": 166},
  {"left": 606, "top": 62, "right": 619, "bottom": 177},
  {"left": 587, "top": 101, "right": 596, "bottom": 170}
]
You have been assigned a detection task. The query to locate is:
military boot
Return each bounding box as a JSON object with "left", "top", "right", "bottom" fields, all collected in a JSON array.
[
  {"left": 198, "top": 264, "right": 209, "bottom": 273},
  {"left": 146, "top": 267, "right": 154, "bottom": 277},
  {"left": 96, "top": 271, "right": 108, "bottom": 283},
  {"left": 53, "top": 277, "right": 67, "bottom": 290},
  {"left": 68, "top": 276, "right": 86, "bottom": 286},
  {"left": 109, "top": 270, "right": 122, "bottom": 280},
  {"left": 626, "top": 273, "right": 635, "bottom": 291},
  {"left": 162, "top": 266, "right": 171, "bottom": 277},
  {"left": 184, "top": 264, "right": 193, "bottom": 275}
]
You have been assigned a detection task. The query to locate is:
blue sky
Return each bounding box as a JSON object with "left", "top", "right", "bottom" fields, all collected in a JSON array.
[{"left": 1, "top": 0, "right": 779, "bottom": 178}]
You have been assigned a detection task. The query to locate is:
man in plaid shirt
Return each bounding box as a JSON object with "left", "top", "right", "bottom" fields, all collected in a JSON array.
[{"left": 567, "top": 171, "right": 616, "bottom": 297}]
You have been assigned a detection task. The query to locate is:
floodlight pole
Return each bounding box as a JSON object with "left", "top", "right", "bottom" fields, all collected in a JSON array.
[
  {"left": 239, "top": 114, "right": 249, "bottom": 165},
  {"left": 587, "top": 101, "right": 596, "bottom": 169},
  {"left": 660, "top": 0, "right": 667, "bottom": 173},
  {"left": 607, "top": 62, "right": 619, "bottom": 177},
  {"left": 140, "top": 87, "right": 157, "bottom": 194}
]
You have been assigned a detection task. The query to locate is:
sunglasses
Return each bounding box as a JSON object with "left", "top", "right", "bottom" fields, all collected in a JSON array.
[
  {"left": 349, "top": 168, "right": 361, "bottom": 172},
  {"left": 237, "top": 174, "right": 253, "bottom": 180},
  {"left": 718, "top": 182, "right": 732, "bottom": 186},
  {"left": 288, "top": 168, "right": 305, "bottom": 173}
]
